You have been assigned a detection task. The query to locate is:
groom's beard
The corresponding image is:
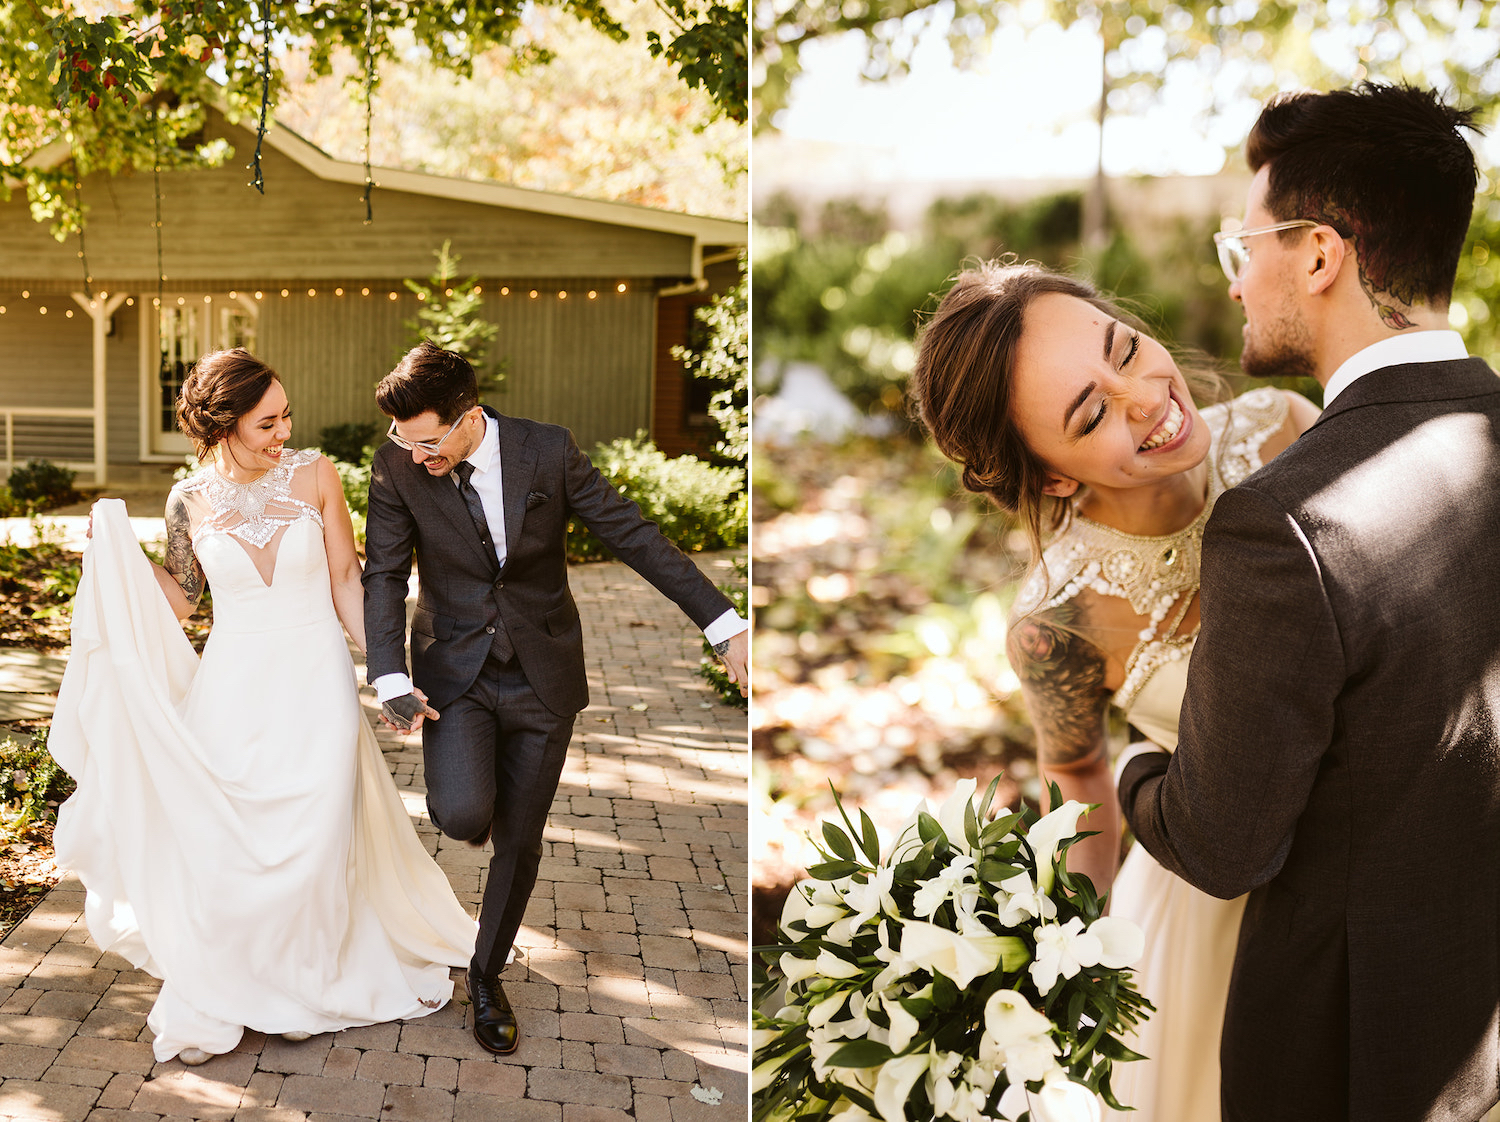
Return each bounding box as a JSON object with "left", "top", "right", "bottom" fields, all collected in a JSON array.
[{"left": 1240, "top": 306, "right": 1318, "bottom": 383}]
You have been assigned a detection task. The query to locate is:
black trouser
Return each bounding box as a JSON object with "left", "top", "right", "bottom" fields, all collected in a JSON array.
[{"left": 421, "top": 652, "right": 577, "bottom": 978}]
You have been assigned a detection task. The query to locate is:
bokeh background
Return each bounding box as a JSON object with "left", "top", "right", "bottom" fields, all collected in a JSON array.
[{"left": 750, "top": 0, "right": 1500, "bottom": 939}]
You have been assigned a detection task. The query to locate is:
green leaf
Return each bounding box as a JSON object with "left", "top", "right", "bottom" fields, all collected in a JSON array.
[
  {"left": 978, "top": 773, "right": 1003, "bottom": 819},
  {"left": 806, "top": 860, "right": 858, "bottom": 881},
  {"left": 857, "top": 807, "right": 881, "bottom": 865},
  {"left": 1096, "top": 1033, "right": 1149, "bottom": 1063},
  {"left": 821, "top": 821, "right": 856, "bottom": 862},
  {"left": 963, "top": 796, "right": 980, "bottom": 849},
  {"left": 976, "top": 860, "right": 1022, "bottom": 884},
  {"left": 826, "top": 1039, "right": 895, "bottom": 1068},
  {"left": 916, "top": 811, "right": 946, "bottom": 847}
]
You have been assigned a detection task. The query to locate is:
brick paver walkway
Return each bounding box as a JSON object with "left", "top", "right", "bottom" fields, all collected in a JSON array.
[{"left": 0, "top": 551, "right": 749, "bottom": 1122}]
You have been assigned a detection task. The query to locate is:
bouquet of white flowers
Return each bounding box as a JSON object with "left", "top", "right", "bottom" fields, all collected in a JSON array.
[{"left": 753, "top": 778, "right": 1152, "bottom": 1122}]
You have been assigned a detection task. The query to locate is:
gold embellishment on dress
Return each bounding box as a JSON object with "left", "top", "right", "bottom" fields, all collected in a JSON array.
[{"left": 1010, "top": 387, "right": 1288, "bottom": 714}]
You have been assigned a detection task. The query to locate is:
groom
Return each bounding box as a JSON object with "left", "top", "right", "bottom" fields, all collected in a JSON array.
[
  {"left": 362, "top": 341, "right": 748, "bottom": 1055},
  {"left": 1116, "top": 84, "right": 1500, "bottom": 1121}
]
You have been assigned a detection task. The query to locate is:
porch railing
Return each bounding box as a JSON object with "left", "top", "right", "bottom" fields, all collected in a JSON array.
[{"left": 0, "top": 407, "right": 101, "bottom": 482}]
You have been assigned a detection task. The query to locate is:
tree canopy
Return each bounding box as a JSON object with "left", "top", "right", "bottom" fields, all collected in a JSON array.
[{"left": 1, "top": 0, "right": 746, "bottom": 237}]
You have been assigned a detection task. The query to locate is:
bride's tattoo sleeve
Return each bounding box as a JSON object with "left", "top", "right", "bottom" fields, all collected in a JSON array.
[
  {"left": 164, "top": 494, "right": 206, "bottom": 605},
  {"left": 1007, "top": 608, "right": 1109, "bottom": 769}
]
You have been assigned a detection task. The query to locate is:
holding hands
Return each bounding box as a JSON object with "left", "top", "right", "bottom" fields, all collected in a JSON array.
[{"left": 380, "top": 687, "right": 440, "bottom": 733}]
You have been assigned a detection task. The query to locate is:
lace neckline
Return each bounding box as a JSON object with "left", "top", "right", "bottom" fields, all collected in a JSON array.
[
  {"left": 1010, "top": 386, "right": 1289, "bottom": 711},
  {"left": 180, "top": 447, "right": 324, "bottom": 549}
]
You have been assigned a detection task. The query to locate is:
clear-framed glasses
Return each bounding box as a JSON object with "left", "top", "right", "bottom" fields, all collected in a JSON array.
[
  {"left": 1212, "top": 219, "right": 1321, "bottom": 284},
  {"left": 386, "top": 413, "right": 466, "bottom": 455}
]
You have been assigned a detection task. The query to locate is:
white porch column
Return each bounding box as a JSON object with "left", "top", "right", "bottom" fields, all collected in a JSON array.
[{"left": 72, "top": 291, "right": 128, "bottom": 487}]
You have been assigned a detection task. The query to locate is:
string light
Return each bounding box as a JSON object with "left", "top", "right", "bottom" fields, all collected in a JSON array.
[
  {"left": 0, "top": 307, "right": 6, "bottom": 315},
  {"left": 39, "top": 306, "right": 47, "bottom": 315},
  {"left": 21, "top": 291, "right": 28, "bottom": 299},
  {"left": 153, "top": 298, "right": 161, "bottom": 308},
  {"left": 254, "top": 291, "right": 264, "bottom": 300},
  {"left": 126, "top": 298, "right": 134, "bottom": 306},
  {"left": 500, "top": 287, "right": 509, "bottom": 296},
  {"left": 73, "top": 175, "right": 92, "bottom": 298},
  {"left": 360, "top": 0, "right": 376, "bottom": 223},
  {"left": 387, "top": 292, "right": 397, "bottom": 301},
  {"left": 335, "top": 287, "right": 344, "bottom": 296},
  {"left": 472, "top": 285, "right": 482, "bottom": 295},
  {"left": 307, "top": 288, "right": 316, "bottom": 297},
  {"left": 177, "top": 297, "right": 185, "bottom": 306},
  {"left": 361, "top": 287, "right": 370, "bottom": 296},
  {"left": 529, "top": 290, "right": 538, "bottom": 299},
  {"left": 444, "top": 288, "right": 453, "bottom": 296},
  {"left": 248, "top": 0, "right": 271, "bottom": 193},
  {"left": 203, "top": 294, "right": 211, "bottom": 303},
  {"left": 65, "top": 309, "right": 74, "bottom": 318},
  {"left": 616, "top": 283, "right": 627, "bottom": 293},
  {"left": 280, "top": 289, "right": 289, "bottom": 297},
  {"left": 558, "top": 291, "right": 566, "bottom": 300},
  {"left": 588, "top": 290, "right": 597, "bottom": 299},
  {"left": 229, "top": 290, "right": 237, "bottom": 299}
]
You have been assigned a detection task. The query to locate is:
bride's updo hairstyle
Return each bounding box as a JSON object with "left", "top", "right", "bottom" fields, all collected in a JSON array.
[
  {"left": 176, "top": 348, "right": 281, "bottom": 461},
  {"left": 909, "top": 259, "right": 1225, "bottom": 567}
]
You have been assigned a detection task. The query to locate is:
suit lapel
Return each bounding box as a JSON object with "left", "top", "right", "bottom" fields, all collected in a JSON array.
[{"left": 492, "top": 410, "right": 538, "bottom": 569}]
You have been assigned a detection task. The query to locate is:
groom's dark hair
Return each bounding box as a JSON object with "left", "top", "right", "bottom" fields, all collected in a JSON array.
[
  {"left": 377, "top": 340, "right": 478, "bottom": 424},
  {"left": 1246, "top": 82, "right": 1480, "bottom": 307}
]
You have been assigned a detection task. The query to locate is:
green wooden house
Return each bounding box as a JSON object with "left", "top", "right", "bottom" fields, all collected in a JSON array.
[{"left": 0, "top": 107, "right": 745, "bottom": 483}]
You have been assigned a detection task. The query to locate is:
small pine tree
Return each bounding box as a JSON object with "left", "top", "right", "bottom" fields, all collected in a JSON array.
[{"left": 402, "top": 241, "right": 507, "bottom": 398}]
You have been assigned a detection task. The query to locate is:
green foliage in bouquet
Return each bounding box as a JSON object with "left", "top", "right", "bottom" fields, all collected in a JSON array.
[{"left": 753, "top": 778, "right": 1152, "bottom": 1122}]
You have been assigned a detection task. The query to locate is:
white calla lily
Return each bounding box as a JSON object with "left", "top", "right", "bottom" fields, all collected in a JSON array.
[
  {"left": 804, "top": 903, "right": 849, "bottom": 930},
  {"left": 807, "top": 987, "right": 850, "bottom": 1029},
  {"left": 899, "top": 919, "right": 1028, "bottom": 988},
  {"left": 1030, "top": 1069, "right": 1103, "bottom": 1122},
  {"left": 815, "top": 949, "right": 864, "bottom": 980},
  {"left": 1027, "top": 801, "right": 1089, "bottom": 893},
  {"left": 1088, "top": 914, "right": 1145, "bottom": 968},
  {"left": 779, "top": 952, "right": 821, "bottom": 984},
  {"left": 984, "top": 990, "right": 1054, "bottom": 1046},
  {"left": 873, "top": 1050, "right": 932, "bottom": 1122},
  {"left": 934, "top": 777, "right": 979, "bottom": 852},
  {"left": 886, "top": 998, "right": 920, "bottom": 1054}
]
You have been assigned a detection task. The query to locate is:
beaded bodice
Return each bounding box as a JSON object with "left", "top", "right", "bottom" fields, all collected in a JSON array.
[
  {"left": 1011, "top": 387, "right": 1288, "bottom": 713},
  {"left": 175, "top": 448, "right": 324, "bottom": 551}
]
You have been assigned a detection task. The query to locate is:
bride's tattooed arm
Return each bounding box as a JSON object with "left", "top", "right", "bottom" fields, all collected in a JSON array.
[
  {"left": 1006, "top": 605, "right": 1109, "bottom": 770},
  {"left": 163, "top": 493, "right": 206, "bottom": 607}
]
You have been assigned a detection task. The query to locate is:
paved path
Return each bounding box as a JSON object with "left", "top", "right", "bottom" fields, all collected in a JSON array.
[{"left": 0, "top": 553, "right": 749, "bottom": 1122}]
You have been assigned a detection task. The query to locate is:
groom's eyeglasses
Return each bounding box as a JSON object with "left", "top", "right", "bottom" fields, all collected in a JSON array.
[
  {"left": 1213, "top": 220, "right": 1321, "bottom": 284},
  {"left": 386, "top": 414, "right": 465, "bottom": 455}
]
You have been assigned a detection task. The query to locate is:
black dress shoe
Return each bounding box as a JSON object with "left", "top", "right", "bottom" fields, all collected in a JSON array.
[{"left": 466, "top": 967, "right": 518, "bottom": 1055}]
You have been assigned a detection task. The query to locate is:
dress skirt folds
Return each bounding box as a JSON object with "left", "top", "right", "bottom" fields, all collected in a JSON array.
[{"left": 49, "top": 499, "right": 475, "bottom": 1061}]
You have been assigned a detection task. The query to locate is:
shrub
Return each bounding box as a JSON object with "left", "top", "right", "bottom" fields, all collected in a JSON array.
[
  {"left": 0, "top": 726, "right": 74, "bottom": 839},
  {"left": 318, "top": 422, "right": 380, "bottom": 466},
  {"left": 8, "top": 460, "right": 78, "bottom": 511},
  {"left": 566, "top": 432, "right": 747, "bottom": 562}
]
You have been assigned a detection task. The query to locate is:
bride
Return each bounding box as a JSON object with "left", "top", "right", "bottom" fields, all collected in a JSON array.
[
  {"left": 49, "top": 347, "right": 476, "bottom": 1065},
  {"left": 908, "top": 261, "right": 1319, "bottom": 1119}
]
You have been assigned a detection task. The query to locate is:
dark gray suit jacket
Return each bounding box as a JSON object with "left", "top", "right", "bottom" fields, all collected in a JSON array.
[
  {"left": 363, "top": 408, "right": 734, "bottom": 716},
  {"left": 1118, "top": 358, "right": 1500, "bottom": 1122}
]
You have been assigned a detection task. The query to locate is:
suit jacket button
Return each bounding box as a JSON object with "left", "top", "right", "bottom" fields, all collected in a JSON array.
[
  {"left": 494, "top": 580, "right": 504, "bottom": 589},
  {"left": 486, "top": 626, "right": 496, "bottom": 634}
]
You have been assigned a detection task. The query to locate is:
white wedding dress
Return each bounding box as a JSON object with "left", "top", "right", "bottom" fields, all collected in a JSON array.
[
  {"left": 1013, "top": 388, "right": 1288, "bottom": 1121},
  {"left": 49, "top": 452, "right": 476, "bottom": 1062}
]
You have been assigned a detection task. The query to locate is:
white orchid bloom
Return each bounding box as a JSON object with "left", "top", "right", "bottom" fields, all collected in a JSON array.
[
  {"left": 934, "top": 777, "right": 979, "bottom": 853},
  {"left": 826, "top": 990, "right": 876, "bottom": 1041},
  {"left": 926, "top": 1048, "right": 967, "bottom": 1119},
  {"left": 1088, "top": 914, "right": 1145, "bottom": 969},
  {"left": 842, "top": 864, "right": 897, "bottom": 932},
  {"left": 1030, "top": 917, "right": 1102, "bottom": 993},
  {"left": 873, "top": 1049, "right": 933, "bottom": 1122},
  {"left": 751, "top": 1025, "right": 782, "bottom": 1051},
  {"left": 1027, "top": 801, "right": 1088, "bottom": 893},
  {"left": 899, "top": 919, "right": 1028, "bottom": 989},
  {"left": 997, "top": 870, "right": 1057, "bottom": 927},
  {"left": 998, "top": 1080, "right": 1031, "bottom": 1121},
  {"left": 807, "top": 1022, "right": 842, "bottom": 1081},
  {"left": 911, "top": 852, "right": 979, "bottom": 919},
  {"left": 751, "top": 1047, "right": 797, "bottom": 1093}
]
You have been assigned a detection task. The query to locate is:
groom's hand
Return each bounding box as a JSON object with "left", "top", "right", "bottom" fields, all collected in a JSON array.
[
  {"left": 380, "top": 689, "right": 441, "bottom": 733},
  {"left": 714, "top": 630, "right": 749, "bottom": 697}
]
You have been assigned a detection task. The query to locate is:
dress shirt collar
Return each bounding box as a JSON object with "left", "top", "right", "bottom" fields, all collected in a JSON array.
[
  {"left": 461, "top": 411, "right": 499, "bottom": 477},
  {"left": 1322, "top": 330, "right": 1468, "bottom": 408}
]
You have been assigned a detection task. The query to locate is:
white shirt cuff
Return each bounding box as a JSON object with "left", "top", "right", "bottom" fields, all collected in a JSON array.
[
  {"left": 374, "top": 672, "right": 415, "bottom": 703},
  {"left": 703, "top": 610, "right": 748, "bottom": 646},
  {"left": 1113, "top": 741, "right": 1169, "bottom": 787}
]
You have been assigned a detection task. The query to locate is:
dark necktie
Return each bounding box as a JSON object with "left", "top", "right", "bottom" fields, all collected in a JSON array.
[{"left": 454, "top": 461, "right": 499, "bottom": 573}]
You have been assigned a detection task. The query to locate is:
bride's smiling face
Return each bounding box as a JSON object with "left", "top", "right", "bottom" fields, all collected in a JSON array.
[
  {"left": 225, "top": 379, "right": 292, "bottom": 468},
  {"left": 1009, "top": 293, "right": 1211, "bottom": 497}
]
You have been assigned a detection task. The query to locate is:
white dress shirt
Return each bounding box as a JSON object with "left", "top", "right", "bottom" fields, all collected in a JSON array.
[
  {"left": 1321, "top": 329, "right": 1468, "bottom": 408},
  {"left": 374, "top": 415, "right": 746, "bottom": 701}
]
